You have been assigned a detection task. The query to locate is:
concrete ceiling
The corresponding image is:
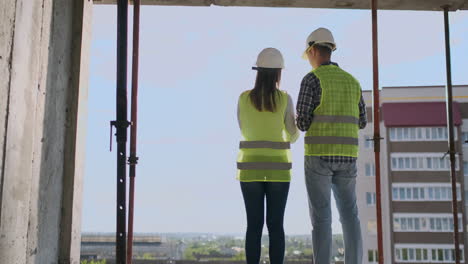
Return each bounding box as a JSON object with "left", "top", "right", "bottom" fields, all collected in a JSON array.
[{"left": 93, "top": 0, "right": 468, "bottom": 11}]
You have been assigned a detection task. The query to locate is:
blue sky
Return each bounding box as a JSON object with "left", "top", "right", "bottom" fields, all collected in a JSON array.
[{"left": 82, "top": 5, "right": 468, "bottom": 234}]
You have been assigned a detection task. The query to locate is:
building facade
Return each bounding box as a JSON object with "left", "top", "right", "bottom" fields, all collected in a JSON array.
[{"left": 357, "top": 85, "right": 468, "bottom": 264}]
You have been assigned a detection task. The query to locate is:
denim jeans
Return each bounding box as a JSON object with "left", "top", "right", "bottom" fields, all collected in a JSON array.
[
  {"left": 240, "top": 182, "right": 290, "bottom": 264},
  {"left": 304, "top": 156, "right": 362, "bottom": 264}
]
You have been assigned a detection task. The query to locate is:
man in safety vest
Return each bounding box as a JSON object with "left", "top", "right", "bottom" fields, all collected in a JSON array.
[{"left": 296, "top": 28, "right": 367, "bottom": 264}]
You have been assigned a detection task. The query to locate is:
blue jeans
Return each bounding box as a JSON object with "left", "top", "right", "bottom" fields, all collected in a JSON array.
[{"left": 304, "top": 156, "right": 362, "bottom": 264}]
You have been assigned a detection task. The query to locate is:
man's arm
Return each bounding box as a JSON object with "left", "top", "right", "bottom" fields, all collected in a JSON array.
[
  {"left": 296, "top": 73, "right": 321, "bottom": 132},
  {"left": 358, "top": 91, "right": 367, "bottom": 129},
  {"left": 284, "top": 94, "right": 299, "bottom": 143}
]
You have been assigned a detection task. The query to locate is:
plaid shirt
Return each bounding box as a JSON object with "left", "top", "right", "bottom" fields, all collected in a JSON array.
[{"left": 296, "top": 62, "right": 367, "bottom": 163}]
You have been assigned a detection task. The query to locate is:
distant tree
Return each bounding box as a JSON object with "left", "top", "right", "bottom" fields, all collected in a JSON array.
[
  {"left": 138, "top": 253, "right": 156, "bottom": 260},
  {"left": 80, "top": 260, "right": 106, "bottom": 264},
  {"left": 232, "top": 251, "right": 246, "bottom": 261}
]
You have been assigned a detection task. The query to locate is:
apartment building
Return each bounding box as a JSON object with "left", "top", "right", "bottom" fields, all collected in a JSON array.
[{"left": 357, "top": 85, "right": 468, "bottom": 264}]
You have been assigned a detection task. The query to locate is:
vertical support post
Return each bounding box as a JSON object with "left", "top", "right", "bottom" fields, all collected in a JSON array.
[
  {"left": 443, "top": 6, "right": 461, "bottom": 264},
  {"left": 127, "top": 0, "right": 141, "bottom": 263},
  {"left": 115, "top": 0, "right": 128, "bottom": 263},
  {"left": 371, "top": 0, "right": 384, "bottom": 263}
]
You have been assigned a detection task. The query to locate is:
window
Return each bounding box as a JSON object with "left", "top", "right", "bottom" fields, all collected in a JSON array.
[
  {"left": 436, "top": 218, "right": 443, "bottom": 230},
  {"left": 430, "top": 218, "right": 435, "bottom": 230},
  {"left": 389, "top": 127, "right": 457, "bottom": 142},
  {"left": 390, "top": 128, "right": 396, "bottom": 141},
  {"left": 410, "top": 128, "right": 416, "bottom": 139},
  {"left": 417, "top": 128, "right": 423, "bottom": 139},
  {"left": 442, "top": 218, "right": 449, "bottom": 231},
  {"left": 401, "top": 218, "right": 407, "bottom": 230},
  {"left": 441, "top": 187, "right": 447, "bottom": 200},
  {"left": 463, "top": 132, "right": 468, "bottom": 145},
  {"left": 414, "top": 218, "right": 420, "bottom": 230},
  {"left": 368, "top": 250, "right": 378, "bottom": 263},
  {"left": 464, "top": 161, "right": 468, "bottom": 176},
  {"left": 402, "top": 248, "right": 408, "bottom": 261},
  {"left": 409, "top": 248, "right": 415, "bottom": 260},
  {"left": 395, "top": 245, "right": 464, "bottom": 263},
  {"left": 396, "top": 248, "right": 401, "bottom": 261},
  {"left": 412, "top": 187, "right": 419, "bottom": 199},
  {"left": 392, "top": 184, "right": 461, "bottom": 202},
  {"left": 435, "top": 187, "right": 441, "bottom": 200},
  {"left": 400, "top": 188, "right": 406, "bottom": 200},
  {"left": 421, "top": 218, "right": 427, "bottom": 229},
  {"left": 415, "top": 248, "right": 422, "bottom": 261},
  {"left": 411, "top": 157, "right": 417, "bottom": 169},
  {"left": 397, "top": 128, "right": 403, "bottom": 140},
  {"left": 398, "top": 157, "right": 404, "bottom": 169},
  {"left": 427, "top": 157, "right": 432, "bottom": 169},
  {"left": 394, "top": 218, "right": 401, "bottom": 230},
  {"left": 366, "top": 192, "right": 376, "bottom": 206},
  {"left": 426, "top": 128, "right": 431, "bottom": 140},
  {"left": 365, "top": 163, "right": 375, "bottom": 176},
  {"left": 407, "top": 218, "right": 414, "bottom": 230},
  {"left": 438, "top": 249, "right": 443, "bottom": 261},
  {"left": 391, "top": 153, "right": 460, "bottom": 171},
  {"left": 444, "top": 249, "right": 451, "bottom": 261},
  {"left": 404, "top": 128, "right": 410, "bottom": 139},
  {"left": 393, "top": 214, "right": 463, "bottom": 232}
]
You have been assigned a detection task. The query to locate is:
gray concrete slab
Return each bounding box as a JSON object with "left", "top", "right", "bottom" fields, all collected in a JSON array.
[
  {"left": 0, "top": 1, "right": 49, "bottom": 263},
  {"left": 0, "top": 0, "right": 91, "bottom": 263},
  {"left": 0, "top": 0, "right": 17, "bottom": 223},
  {"left": 94, "top": 0, "right": 468, "bottom": 11},
  {"left": 58, "top": 1, "right": 92, "bottom": 263}
]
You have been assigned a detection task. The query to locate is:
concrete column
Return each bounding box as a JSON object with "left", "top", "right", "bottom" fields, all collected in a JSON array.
[
  {"left": 58, "top": 1, "right": 92, "bottom": 263},
  {"left": 0, "top": 0, "right": 92, "bottom": 263}
]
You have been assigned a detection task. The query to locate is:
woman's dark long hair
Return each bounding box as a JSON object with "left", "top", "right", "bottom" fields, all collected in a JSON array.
[{"left": 249, "top": 69, "right": 282, "bottom": 112}]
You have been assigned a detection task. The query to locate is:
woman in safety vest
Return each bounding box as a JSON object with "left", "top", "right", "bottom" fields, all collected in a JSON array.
[{"left": 237, "top": 48, "right": 299, "bottom": 264}]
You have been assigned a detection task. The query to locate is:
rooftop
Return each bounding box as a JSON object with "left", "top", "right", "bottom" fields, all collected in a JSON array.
[
  {"left": 82, "top": 234, "right": 163, "bottom": 243},
  {"left": 382, "top": 101, "right": 462, "bottom": 126}
]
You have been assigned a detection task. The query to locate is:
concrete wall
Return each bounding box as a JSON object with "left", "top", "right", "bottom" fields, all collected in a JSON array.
[{"left": 0, "top": 1, "right": 92, "bottom": 263}]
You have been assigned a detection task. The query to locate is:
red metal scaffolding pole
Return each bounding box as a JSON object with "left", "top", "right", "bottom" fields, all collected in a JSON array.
[
  {"left": 371, "top": 0, "right": 384, "bottom": 263},
  {"left": 442, "top": 6, "right": 462, "bottom": 264},
  {"left": 127, "top": 0, "right": 141, "bottom": 263}
]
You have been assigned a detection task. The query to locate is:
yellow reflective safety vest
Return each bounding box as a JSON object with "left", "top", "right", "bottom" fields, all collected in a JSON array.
[
  {"left": 305, "top": 65, "right": 361, "bottom": 157},
  {"left": 237, "top": 90, "right": 292, "bottom": 182}
]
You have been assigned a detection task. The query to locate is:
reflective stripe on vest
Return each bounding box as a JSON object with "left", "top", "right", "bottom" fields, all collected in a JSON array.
[
  {"left": 304, "top": 136, "right": 358, "bottom": 145},
  {"left": 313, "top": 115, "right": 359, "bottom": 125},
  {"left": 237, "top": 162, "right": 292, "bottom": 170},
  {"left": 239, "top": 141, "right": 290, "bottom": 149}
]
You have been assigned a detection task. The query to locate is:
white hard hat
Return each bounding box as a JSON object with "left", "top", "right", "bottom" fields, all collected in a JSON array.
[
  {"left": 302, "top": 27, "right": 336, "bottom": 59},
  {"left": 254, "top": 48, "right": 285, "bottom": 69}
]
